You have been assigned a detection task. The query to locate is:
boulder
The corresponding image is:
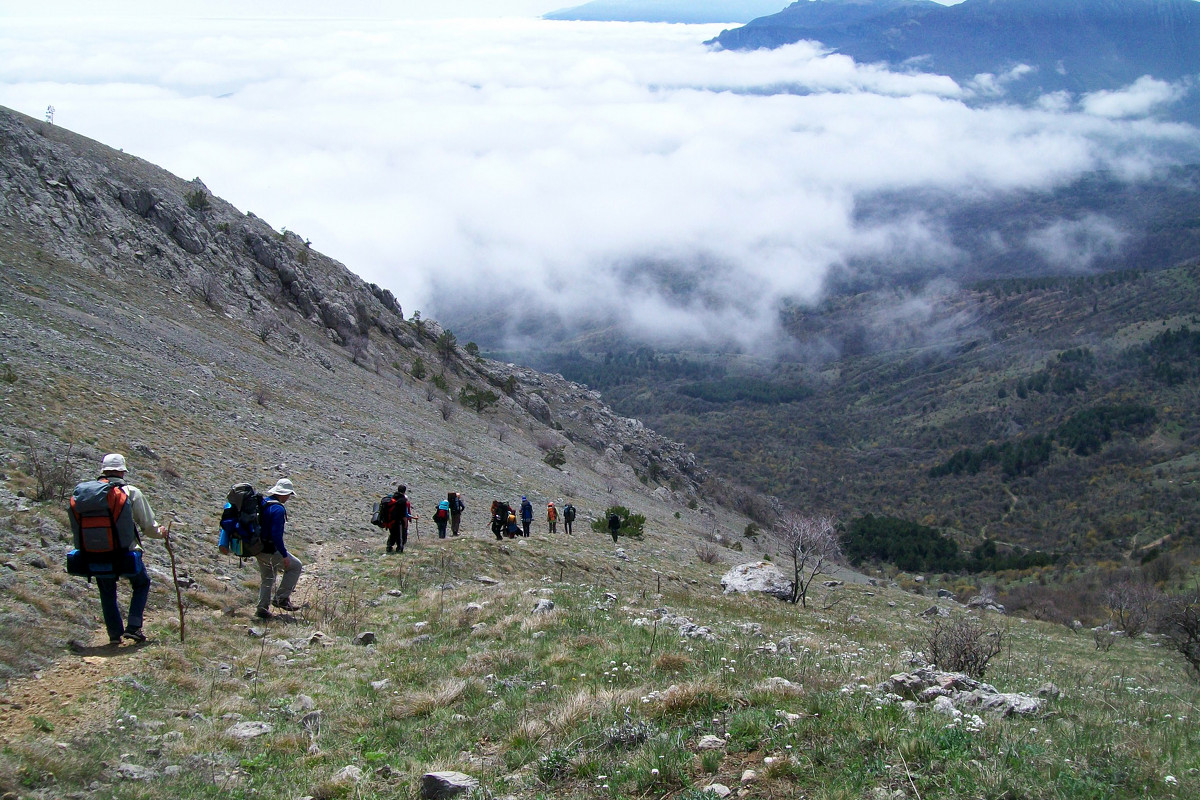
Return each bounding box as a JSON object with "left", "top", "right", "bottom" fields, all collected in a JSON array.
[
  {"left": 696, "top": 734, "right": 726, "bottom": 751},
  {"left": 226, "top": 721, "right": 273, "bottom": 739},
  {"left": 720, "top": 562, "right": 793, "bottom": 601},
  {"left": 421, "top": 771, "right": 479, "bottom": 799},
  {"left": 533, "top": 599, "right": 555, "bottom": 614}
]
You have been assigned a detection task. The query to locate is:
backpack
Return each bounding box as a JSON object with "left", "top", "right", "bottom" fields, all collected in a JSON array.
[
  {"left": 68, "top": 478, "right": 140, "bottom": 575},
  {"left": 373, "top": 495, "right": 397, "bottom": 527},
  {"left": 221, "top": 483, "right": 264, "bottom": 557},
  {"left": 564, "top": 504, "right": 576, "bottom": 522},
  {"left": 433, "top": 501, "right": 450, "bottom": 523}
]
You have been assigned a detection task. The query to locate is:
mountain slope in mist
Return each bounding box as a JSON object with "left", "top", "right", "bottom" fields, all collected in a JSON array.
[
  {"left": 712, "top": 0, "right": 1200, "bottom": 122},
  {"left": 509, "top": 263, "right": 1200, "bottom": 569}
]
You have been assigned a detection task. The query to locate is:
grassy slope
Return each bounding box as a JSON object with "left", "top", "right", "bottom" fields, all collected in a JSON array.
[{"left": 4, "top": 523, "right": 1199, "bottom": 799}]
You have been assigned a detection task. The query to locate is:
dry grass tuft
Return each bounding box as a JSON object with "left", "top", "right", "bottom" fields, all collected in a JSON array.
[
  {"left": 548, "top": 688, "right": 642, "bottom": 732},
  {"left": 653, "top": 652, "right": 694, "bottom": 673},
  {"left": 391, "top": 677, "right": 469, "bottom": 719},
  {"left": 652, "top": 680, "right": 728, "bottom": 717}
]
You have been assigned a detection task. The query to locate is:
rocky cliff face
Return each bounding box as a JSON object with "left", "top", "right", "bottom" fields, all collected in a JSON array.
[{"left": 0, "top": 104, "right": 705, "bottom": 498}]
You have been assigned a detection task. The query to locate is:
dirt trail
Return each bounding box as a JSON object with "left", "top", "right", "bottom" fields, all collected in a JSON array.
[{"left": 0, "top": 535, "right": 350, "bottom": 745}]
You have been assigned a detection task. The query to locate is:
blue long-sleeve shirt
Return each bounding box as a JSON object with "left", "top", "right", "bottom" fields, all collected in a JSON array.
[{"left": 260, "top": 498, "right": 288, "bottom": 558}]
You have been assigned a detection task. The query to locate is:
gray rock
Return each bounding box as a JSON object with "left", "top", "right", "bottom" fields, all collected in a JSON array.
[
  {"left": 226, "top": 720, "right": 273, "bottom": 739},
  {"left": 291, "top": 695, "right": 316, "bottom": 713},
  {"left": 937, "top": 589, "right": 955, "bottom": 599},
  {"left": 248, "top": 627, "right": 267, "bottom": 639},
  {"left": 919, "top": 605, "right": 950, "bottom": 618},
  {"left": 702, "top": 784, "right": 732, "bottom": 797},
  {"left": 26, "top": 556, "right": 48, "bottom": 569},
  {"left": 720, "top": 562, "right": 793, "bottom": 601},
  {"left": 332, "top": 765, "right": 364, "bottom": 784},
  {"left": 115, "top": 763, "right": 158, "bottom": 781},
  {"left": 475, "top": 575, "right": 500, "bottom": 585},
  {"left": 371, "top": 679, "right": 392, "bottom": 692},
  {"left": 696, "top": 734, "right": 726, "bottom": 751},
  {"left": 533, "top": 599, "right": 555, "bottom": 614},
  {"left": 353, "top": 631, "right": 377, "bottom": 646},
  {"left": 420, "top": 770, "right": 479, "bottom": 799}
]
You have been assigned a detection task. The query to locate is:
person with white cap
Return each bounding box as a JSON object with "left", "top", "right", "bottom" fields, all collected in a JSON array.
[
  {"left": 70, "top": 453, "right": 168, "bottom": 646},
  {"left": 254, "top": 478, "right": 303, "bottom": 619}
]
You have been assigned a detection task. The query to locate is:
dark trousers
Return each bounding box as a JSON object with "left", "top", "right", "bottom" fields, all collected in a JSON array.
[
  {"left": 436, "top": 520, "right": 448, "bottom": 538},
  {"left": 96, "top": 571, "right": 150, "bottom": 641},
  {"left": 564, "top": 520, "right": 572, "bottom": 534},
  {"left": 522, "top": 520, "right": 531, "bottom": 537},
  {"left": 387, "top": 523, "right": 407, "bottom": 551}
]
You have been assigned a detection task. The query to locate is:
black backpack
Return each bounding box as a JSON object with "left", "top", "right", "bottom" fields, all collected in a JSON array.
[
  {"left": 373, "top": 496, "right": 397, "bottom": 527},
  {"left": 564, "top": 504, "right": 576, "bottom": 522},
  {"left": 222, "top": 483, "right": 264, "bottom": 557}
]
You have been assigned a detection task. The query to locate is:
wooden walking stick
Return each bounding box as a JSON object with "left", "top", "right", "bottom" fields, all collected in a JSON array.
[{"left": 162, "top": 516, "right": 185, "bottom": 643}]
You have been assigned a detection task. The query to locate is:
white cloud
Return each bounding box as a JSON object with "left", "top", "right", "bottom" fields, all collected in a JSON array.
[
  {"left": 1025, "top": 214, "right": 1129, "bottom": 272},
  {"left": 1082, "top": 75, "right": 1188, "bottom": 119},
  {"left": 1, "top": 15, "right": 1197, "bottom": 350}
]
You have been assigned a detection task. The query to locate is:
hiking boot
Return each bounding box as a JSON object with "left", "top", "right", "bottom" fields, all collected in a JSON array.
[
  {"left": 255, "top": 608, "right": 273, "bottom": 620},
  {"left": 106, "top": 638, "right": 122, "bottom": 648},
  {"left": 386, "top": 547, "right": 393, "bottom": 554},
  {"left": 273, "top": 599, "right": 302, "bottom": 612},
  {"left": 122, "top": 627, "right": 147, "bottom": 643}
]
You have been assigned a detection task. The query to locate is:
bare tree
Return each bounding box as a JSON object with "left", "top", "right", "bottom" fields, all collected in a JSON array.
[
  {"left": 1104, "top": 579, "right": 1163, "bottom": 638},
  {"left": 778, "top": 513, "right": 840, "bottom": 607}
]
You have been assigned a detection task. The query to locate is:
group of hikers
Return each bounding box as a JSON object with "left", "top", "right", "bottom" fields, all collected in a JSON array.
[
  {"left": 67, "top": 453, "right": 304, "bottom": 647},
  {"left": 66, "top": 452, "right": 629, "bottom": 646},
  {"left": 371, "top": 487, "right": 585, "bottom": 545}
]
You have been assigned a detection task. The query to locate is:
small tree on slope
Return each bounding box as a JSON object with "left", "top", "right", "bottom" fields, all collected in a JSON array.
[{"left": 779, "top": 513, "right": 840, "bottom": 607}]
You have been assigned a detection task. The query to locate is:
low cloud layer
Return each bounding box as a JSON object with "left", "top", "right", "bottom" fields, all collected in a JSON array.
[{"left": 2, "top": 14, "right": 1197, "bottom": 351}]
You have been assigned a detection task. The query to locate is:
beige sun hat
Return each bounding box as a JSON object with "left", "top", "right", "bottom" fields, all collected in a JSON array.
[
  {"left": 101, "top": 453, "right": 127, "bottom": 472},
  {"left": 267, "top": 478, "right": 296, "bottom": 497}
]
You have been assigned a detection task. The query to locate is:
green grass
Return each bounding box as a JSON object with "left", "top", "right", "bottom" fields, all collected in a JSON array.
[{"left": 4, "top": 533, "right": 1198, "bottom": 799}]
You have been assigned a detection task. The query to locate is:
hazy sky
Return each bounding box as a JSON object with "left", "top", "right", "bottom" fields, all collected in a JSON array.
[{"left": 1, "top": 4, "right": 1196, "bottom": 350}]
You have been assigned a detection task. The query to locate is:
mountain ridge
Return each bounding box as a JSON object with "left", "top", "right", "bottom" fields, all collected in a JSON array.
[{"left": 711, "top": 0, "right": 1200, "bottom": 123}]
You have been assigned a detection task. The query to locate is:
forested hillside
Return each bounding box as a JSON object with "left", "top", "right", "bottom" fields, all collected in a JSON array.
[{"left": 524, "top": 264, "right": 1200, "bottom": 568}]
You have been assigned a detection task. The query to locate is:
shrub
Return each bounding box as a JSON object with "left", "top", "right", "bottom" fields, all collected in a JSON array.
[
  {"left": 1104, "top": 579, "right": 1162, "bottom": 638},
  {"left": 22, "top": 435, "right": 74, "bottom": 502},
  {"left": 431, "top": 373, "right": 449, "bottom": 393},
  {"left": 184, "top": 188, "right": 210, "bottom": 212},
  {"left": 459, "top": 385, "right": 498, "bottom": 413},
  {"left": 696, "top": 543, "right": 720, "bottom": 564},
  {"left": 1162, "top": 593, "right": 1200, "bottom": 679},
  {"left": 924, "top": 616, "right": 1004, "bottom": 678},
  {"left": 411, "top": 358, "right": 427, "bottom": 380},
  {"left": 544, "top": 447, "right": 566, "bottom": 469},
  {"left": 591, "top": 506, "right": 645, "bottom": 539}
]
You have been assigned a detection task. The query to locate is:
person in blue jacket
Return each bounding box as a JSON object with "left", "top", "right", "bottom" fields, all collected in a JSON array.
[
  {"left": 434, "top": 499, "right": 451, "bottom": 538},
  {"left": 255, "top": 479, "right": 302, "bottom": 619},
  {"left": 520, "top": 496, "right": 533, "bottom": 537}
]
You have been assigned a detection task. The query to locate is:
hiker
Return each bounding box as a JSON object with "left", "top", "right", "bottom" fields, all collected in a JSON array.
[
  {"left": 490, "top": 500, "right": 505, "bottom": 540},
  {"left": 520, "top": 496, "right": 533, "bottom": 537},
  {"left": 385, "top": 485, "right": 412, "bottom": 554},
  {"left": 450, "top": 492, "right": 465, "bottom": 536},
  {"left": 69, "top": 453, "right": 168, "bottom": 646},
  {"left": 563, "top": 502, "right": 576, "bottom": 535},
  {"left": 255, "top": 478, "right": 302, "bottom": 619},
  {"left": 547, "top": 501, "right": 558, "bottom": 534},
  {"left": 434, "top": 498, "right": 451, "bottom": 539},
  {"left": 608, "top": 511, "right": 621, "bottom": 543}
]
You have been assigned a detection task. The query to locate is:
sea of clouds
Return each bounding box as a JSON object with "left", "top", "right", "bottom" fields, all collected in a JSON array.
[{"left": 2, "top": 8, "right": 1197, "bottom": 350}]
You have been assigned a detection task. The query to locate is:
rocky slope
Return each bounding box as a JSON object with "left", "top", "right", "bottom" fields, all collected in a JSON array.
[{"left": 0, "top": 103, "right": 752, "bottom": 680}]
